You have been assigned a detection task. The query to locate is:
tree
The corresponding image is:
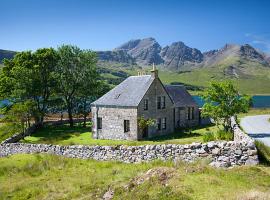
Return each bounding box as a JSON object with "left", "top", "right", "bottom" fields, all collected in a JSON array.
[
  {"left": 0, "top": 48, "right": 58, "bottom": 125},
  {"left": 0, "top": 100, "right": 34, "bottom": 135},
  {"left": 56, "top": 45, "right": 99, "bottom": 127},
  {"left": 201, "top": 81, "right": 251, "bottom": 131},
  {"left": 138, "top": 116, "right": 155, "bottom": 137}
]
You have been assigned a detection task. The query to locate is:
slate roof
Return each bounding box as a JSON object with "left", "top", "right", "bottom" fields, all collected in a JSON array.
[
  {"left": 92, "top": 75, "right": 154, "bottom": 107},
  {"left": 164, "top": 85, "right": 198, "bottom": 107}
]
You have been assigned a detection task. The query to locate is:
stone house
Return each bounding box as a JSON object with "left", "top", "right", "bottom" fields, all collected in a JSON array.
[{"left": 91, "top": 66, "right": 199, "bottom": 140}]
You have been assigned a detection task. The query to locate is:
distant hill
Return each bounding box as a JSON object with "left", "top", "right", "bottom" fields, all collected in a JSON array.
[{"left": 0, "top": 49, "right": 16, "bottom": 63}]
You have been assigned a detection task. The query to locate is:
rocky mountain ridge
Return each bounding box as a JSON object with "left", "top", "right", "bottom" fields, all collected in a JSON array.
[{"left": 97, "top": 38, "right": 270, "bottom": 71}]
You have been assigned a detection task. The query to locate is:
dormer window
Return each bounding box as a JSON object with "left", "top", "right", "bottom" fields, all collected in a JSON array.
[{"left": 143, "top": 99, "right": 148, "bottom": 110}]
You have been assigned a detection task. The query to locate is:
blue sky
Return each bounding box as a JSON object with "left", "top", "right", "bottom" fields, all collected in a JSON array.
[{"left": 1, "top": 0, "right": 270, "bottom": 53}]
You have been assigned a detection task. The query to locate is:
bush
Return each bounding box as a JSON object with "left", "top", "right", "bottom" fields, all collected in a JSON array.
[
  {"left": 203, "top": 130, "right": 233, "bottom": 142},
  {"left": 255, "top": 141, "right": 270, "bottom": 165},
  {"left": 203, "top": 132, "right": 215, "bottom": 142},
  {"left": 214, "top": 130, "right": 233, "bottom": 141}
]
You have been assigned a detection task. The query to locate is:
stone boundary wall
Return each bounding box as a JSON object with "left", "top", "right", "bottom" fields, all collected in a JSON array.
[
  {"left": 0, "top": 141, "right": 258, "bottom": 167},
  {"left": 1, "top": 118, "right": 91, "bottom": 144},
  {"left": 0, "top": 117, "right": 259, "bottom": 168},
  {"left": 231, "top": 117, "right": 254, "bottom": 143}
]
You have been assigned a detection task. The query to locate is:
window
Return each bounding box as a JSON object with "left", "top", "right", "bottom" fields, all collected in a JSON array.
[
  {"left": 157, "top": 96, "right": 161, "bottom": 109},
  {"left": 161, "top": 96, "right": 166, "bottom": 109},
  {"left": 157, "top": 118, "right": 161, "bottom": 130},
  {"left": 186, "top": 107, "right": 195, "bottom": 120},
  {"left": 97, "top": 117, "right": 102, "bottom": 129},
  {"left": 124, "top": 120, "right": 130, "bottom": 132},
  {"left": 143, "top": 99, "right": 148, "bottom": 110},
  {"left": 161, "top": 118, "right": 166, "bottom": 130}
]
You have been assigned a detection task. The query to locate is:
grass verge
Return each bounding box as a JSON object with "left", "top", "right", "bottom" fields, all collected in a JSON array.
[{"left": 255, "top": 141, "right": 270, "bottom": 165}]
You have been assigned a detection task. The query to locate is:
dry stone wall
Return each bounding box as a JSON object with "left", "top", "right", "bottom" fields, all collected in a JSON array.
[{"left": 0, "top": 117, "right": 259, "bottom": 168}]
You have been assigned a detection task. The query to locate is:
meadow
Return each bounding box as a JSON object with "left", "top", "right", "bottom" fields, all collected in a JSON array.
[{"left": 0, "top": 154, "right": 270, "bottom": 200}]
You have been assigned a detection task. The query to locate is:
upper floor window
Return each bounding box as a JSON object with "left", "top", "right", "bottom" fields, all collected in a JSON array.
[
  {"left": 157, "top": 96, "right": 166, "bottom": 109},
  {"left": 124, "top": 120, "right": 130, "bottom": 132},
  {"left": 143, "top": 99, "right": 148, "bottom": 110},
  {"left": 161, "top": 96, "right": 166, "bottom": 109},
  {"left": 97, "top": 117, "right": 102, "bottom": 129}
]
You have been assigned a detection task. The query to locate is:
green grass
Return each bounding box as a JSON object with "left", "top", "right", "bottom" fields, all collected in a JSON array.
[
  {"left": 237, "top": 108, "right": 270, "bottom": 119},
  {"left": 255, "top": 141, "right": 270, "bottom": 165},
  {"left": 0, "top": 154, "right": 270, "bottom": 200},
  {"left": 21, "top": 123, "right": 219, "bottom": 146}
]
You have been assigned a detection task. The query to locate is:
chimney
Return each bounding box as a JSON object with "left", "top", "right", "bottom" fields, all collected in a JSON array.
[{"left": 151, "top": 63, "right": 158, "bottom": 78}]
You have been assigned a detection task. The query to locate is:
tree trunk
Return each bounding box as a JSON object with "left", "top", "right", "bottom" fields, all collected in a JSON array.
[
  {"left": 67, "top": 105, "right": 73, "bottom": 127},
  {"left": 83, "top": 113, "right": 87, "bottom": 128}
]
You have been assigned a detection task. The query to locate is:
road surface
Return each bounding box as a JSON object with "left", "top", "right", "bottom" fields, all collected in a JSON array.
[{"left": 240, "top": 115, "right": 270, "bottom": 146}]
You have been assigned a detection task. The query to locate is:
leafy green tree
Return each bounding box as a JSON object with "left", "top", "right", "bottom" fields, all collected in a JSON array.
[
  {"left": 56, "top": 45, "right": 99, "bottom": 127},
  {"left": 0, "top": 100, "right": 34, "bottom": 135},
  {"left": 202, "top": 81, "right": 251, "bottom": 131},
  {"left": 75, "top": 81, "right": 110, "bottom": 127},
  {"left": 0, "top": 48, "right": 58, "bottom": 124}
]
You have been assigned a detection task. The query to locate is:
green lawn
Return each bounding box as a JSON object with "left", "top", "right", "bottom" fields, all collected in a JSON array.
[
  {"left": 0, "top": 154, "right": 270, "bottom": 200},
  {"left": 21, "top": 123, "right": 218, "bottom": 146}
]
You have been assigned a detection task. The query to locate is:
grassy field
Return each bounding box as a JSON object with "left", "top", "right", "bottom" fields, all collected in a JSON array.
[
  {"left": 0, "top": 154, "right": 270, "bottom": 200},
  {"left": 237, "top": 108, "right": 270, "bottom": 119},
  {"left": 21, "top": 123, "right": 219, "bottom": 146}
]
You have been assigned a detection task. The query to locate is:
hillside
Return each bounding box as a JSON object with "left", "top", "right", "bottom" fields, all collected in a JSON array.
[{"left": 0, "top": 49, "right": 16, "bottom": 63}]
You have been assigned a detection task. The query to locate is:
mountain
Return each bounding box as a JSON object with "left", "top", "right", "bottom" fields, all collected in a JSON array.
[
  {"left": 160, "top": 42, "right": 203, "bottom": 70},
  {"left": 98, "top": 38, "right": 270, "bottom": 72},
  {"left": 115, "top": 37, "right": 163, "bottom": 66},
  {"left": 97, "top": 50, "right": 135, "bottom": 64},
  {"left": 0, "top": 49, "right": 16, "bottom": 63}
]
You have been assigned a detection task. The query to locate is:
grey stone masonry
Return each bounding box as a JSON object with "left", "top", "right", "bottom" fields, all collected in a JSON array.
[
  {"left": 0, "top": 141, "right": 258, "bottom": 167},
  {"left": 92, "top": 106, "right": 138, "bottom": 140}
]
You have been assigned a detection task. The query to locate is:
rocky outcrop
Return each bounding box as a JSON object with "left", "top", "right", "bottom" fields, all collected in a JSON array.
[
  {"left": 97, "top": 50, "right": 135, "bottom": 64},
  {"left": 116, "top": 38, "right": 163, "bottom": 66},
  {"left": 160, "top": 42, "right": 203, "bottom": 70}
]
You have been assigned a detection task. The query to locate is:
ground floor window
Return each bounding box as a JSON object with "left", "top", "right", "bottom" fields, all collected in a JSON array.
[
  {"left": 97, "top": 117, "right": 102, "bottom": 129},
  {"left": 187, "top": 107, "right": 195, "bottom": 120},
  {"left": 124, "top": 120, "right": 130, "bottom": 132},
  {"left": 157, "top": 118, "right": 161, "bottom": 130},
  {"left": 162, "top": 118, "right": 166, "bottom": 130}
]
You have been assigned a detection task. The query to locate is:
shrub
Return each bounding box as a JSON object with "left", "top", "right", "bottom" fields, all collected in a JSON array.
[
  {"left": 255, "top": 141, "right": 270, "bottom": 165},
  {"left": 214, "top": 130, "right": 233, "bottom": 141},
  {"left": 203, "top": 132, "right": 215, "bottom": 142}
]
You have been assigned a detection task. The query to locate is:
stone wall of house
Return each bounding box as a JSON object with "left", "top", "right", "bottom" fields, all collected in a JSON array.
[
  {"left": 92, "top": 106, "right": 138, "bottom": 140},
  {"left": 175, "top": 106, "right": 200, "bottom": 128},
  {"left": 137, "top": 78, "right": 174, "bottom": 138},
  {"left": 0, "top": 141, "right": 258, "bottom": 167}
]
